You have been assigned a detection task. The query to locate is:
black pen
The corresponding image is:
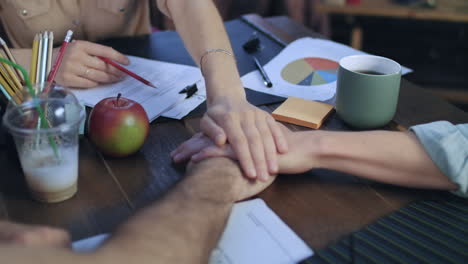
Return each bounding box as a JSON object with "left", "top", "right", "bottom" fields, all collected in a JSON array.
[
  {"left": 252, "top": 56, "right": 272, "bottom": 88},
  {"left": 242, "top": 33, "right": 273, "bottom": 88}
]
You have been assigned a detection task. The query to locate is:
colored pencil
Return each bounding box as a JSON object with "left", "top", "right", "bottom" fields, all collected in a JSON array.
[
  {"left": 0, "top": 71, "right": 20, "bottom": 104},
  {"left": 0, "top": 60, "right": 23, "bottom": 100},
  {"left": 44, "top": 30, "right": 73, "bottom": 93},
  {"left": 46, "top": 31, "right": 53, "bottom": 77},
  {"left": 0, "top": 82, "right": 11, "bottom": 101},
  {"left": 35, "top": 32, "right": 44, "bottom": 85},
  {"left": 30, "top": 34, "right": 39, "bottom": 84},
  {"left": 38, "top": 31, "right": 49, "bottom": 86},
  {"left": 0, "top": 37, "right": 24, "bottom": 83},
  {"left": 97, "top": 56, "right": 157, "bottom": 88},
  {"left": 0, "top": 52, "right": 23, "bottom": 99}
]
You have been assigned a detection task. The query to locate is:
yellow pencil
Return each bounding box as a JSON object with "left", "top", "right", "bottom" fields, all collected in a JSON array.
[
  {"left": 0, "top": 63, "right": 23, "bottom": 101},
  {"left": 30, "top": 34, "right": 39, "bottom": 84},
  {"left": 0, "top": 52, "right": 23, "bottom": 96},
  {"left": 0, "top": 36, "right": 24, "bottom": 83},
  {"left": 0, "top": 72, "right": 21, "bottom": 104}
]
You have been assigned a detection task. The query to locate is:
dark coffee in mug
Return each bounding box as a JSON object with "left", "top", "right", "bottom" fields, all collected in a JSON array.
[{"left": 354, "top": 70, "right": 385, "bottom": 75}]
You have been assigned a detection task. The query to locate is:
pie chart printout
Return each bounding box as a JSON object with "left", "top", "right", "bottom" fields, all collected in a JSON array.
[{"left": 281, "top": 57, "right": 339, "bottom": 86}]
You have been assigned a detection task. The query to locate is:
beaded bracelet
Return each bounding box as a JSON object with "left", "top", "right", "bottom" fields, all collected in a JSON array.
[{"left": 199, "top": 49, "right": 235, "bottom": 76}]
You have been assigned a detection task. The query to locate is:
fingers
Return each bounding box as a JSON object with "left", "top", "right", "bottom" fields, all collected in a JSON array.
[
  {"left": 56, "top": 40, "right": 128, "bottom": 88},
  {"left": 191, "top": 145, "right": 235, "bottom": 161},
  {"left": 241, "top": 116, "right": 270, "bottom": 181},
  {"left": 171, "top": 132, "right": 233, "bottom": 164},
  {"left": 12, "top": 226, "right": 71, "bottom": 248},
  {"left": 82, "top": 41, "right": 130, "bottom": 65},
  {"left": 61, "top": 73, "right": 98, "bottom": 89},
  {"left": 256, "top": 113, "right": 278, "bottom": 174},
  {"left": 0, "top": 221, "right": 70, "bottom": 248},
  {"left": 171, "top": 133, "right": 205, "bottom": 163},
  {"left": 267, "top": 116, "right": 289, "bottom": 153},
  {"left": 200, "top": 115, "right": 226, "bottom": 146},
  {"left": 86, "top": 55, "right": 125, "bottom": 79},
  {"left": 204, "top": 100, "right": 283, "bottom": 180},
  {"left": 222, "top": 114, "right": 257, "bottom": 179},
  {"left": 79, "top": 65, "right": 121, "bottom": 84}
]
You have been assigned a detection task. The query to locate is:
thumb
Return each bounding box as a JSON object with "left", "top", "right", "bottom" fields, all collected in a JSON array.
[{"left": 200, "top": 115, "right": 227, "bottom": 146}]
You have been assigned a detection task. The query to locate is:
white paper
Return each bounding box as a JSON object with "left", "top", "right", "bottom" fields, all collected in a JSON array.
[
  {"left": 241, "top": 37, "right": 412, "bottom": 102},
  {"left": 72, "top": 199, "right": 313, "bottom": 264},
  {"left": 70, "top": 56, "right": 206, "bottom": 121},
  {"left": 209, "top": 199, "right": 313, "bottom": 264}
]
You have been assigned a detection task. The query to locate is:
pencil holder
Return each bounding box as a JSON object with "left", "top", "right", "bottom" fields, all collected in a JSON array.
[{"left": 3, "top": 88, "right": 85, "bottom": 203}]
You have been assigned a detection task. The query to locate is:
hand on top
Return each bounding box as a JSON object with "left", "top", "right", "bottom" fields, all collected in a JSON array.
[
  {"left": 198, "top": 97, "right": 288, "bottom": 180},
  {"left": 172, "top": 123, "right": 317, "bottom": 176}
]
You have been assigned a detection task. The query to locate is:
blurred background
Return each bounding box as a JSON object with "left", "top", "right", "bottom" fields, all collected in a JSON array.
[{"left": 154, "top": 0, "right": 468, "bottom": 112}]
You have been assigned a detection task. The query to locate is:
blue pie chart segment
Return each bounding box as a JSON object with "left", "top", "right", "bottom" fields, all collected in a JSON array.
[
  {"left": 298, "top": 72, "right": 315, "bottom": 86},
  {"left": 315, "top": 70, "right": 338, "bottom": 83}
]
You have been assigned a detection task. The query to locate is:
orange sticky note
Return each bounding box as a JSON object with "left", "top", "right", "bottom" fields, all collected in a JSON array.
[{"left": 272, "top": 97, "right": 334, "bottom": 129}]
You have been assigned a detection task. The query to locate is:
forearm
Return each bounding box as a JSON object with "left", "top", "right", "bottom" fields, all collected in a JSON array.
[
  {"left": 311, "top": 130, "right": 457, "bottom": 190},
  {"left": 161, "top": 0, "right": 244, "bottom": 102},
  {"left": 95, "top": 158, "right": 240, "bottom": 264},
  {"left": 0, "top": 158, "right": 242, "bottom": 264},
  {"left": 0, "top": 247, "right": 89, "bottom": 264}
]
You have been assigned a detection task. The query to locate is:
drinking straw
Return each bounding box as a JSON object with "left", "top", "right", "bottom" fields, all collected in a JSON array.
[{"left": 0, "top": 57, "right": 60, "bottom": 159}]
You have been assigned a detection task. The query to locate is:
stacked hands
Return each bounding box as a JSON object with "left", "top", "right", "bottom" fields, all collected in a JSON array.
[
  {"left": 55, "top": 40, "right": 291, "bottom": 181},
  {"left": 172, "top": 122, "right": 317, "bottom": 176}
]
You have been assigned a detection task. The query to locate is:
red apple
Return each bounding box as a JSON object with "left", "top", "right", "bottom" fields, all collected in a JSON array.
[{"left": 88, "top": 94, "right": 149, "bottom": 157}]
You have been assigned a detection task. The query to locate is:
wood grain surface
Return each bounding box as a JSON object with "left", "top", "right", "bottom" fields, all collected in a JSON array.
[{"left": 0, "top": 15, "right": 467, "bottom": 250}]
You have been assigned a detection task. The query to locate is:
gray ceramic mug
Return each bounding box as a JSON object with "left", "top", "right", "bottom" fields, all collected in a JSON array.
[{"left": 336, "top": 55, "right": 402, "bottom": 129}]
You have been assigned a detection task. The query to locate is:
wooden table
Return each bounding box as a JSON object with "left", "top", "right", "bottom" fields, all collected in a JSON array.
[
  {"left": 1, "top": 14, "right": 467, "bottom": 251},
  {"left": 315, "top": 0, "right": 468, "bottom": 49}
]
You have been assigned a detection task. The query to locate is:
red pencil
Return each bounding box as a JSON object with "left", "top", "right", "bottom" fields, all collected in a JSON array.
[
  {"left": 97, "top": 56, "right": 157, "bottom": 89},
  {"left": 44, "top": 30, "right": 73, "bottom": 93}
]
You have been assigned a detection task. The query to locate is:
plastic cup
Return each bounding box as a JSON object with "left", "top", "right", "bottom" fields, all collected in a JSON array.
[{"left": 2, "top": 90, "right": 85, "bottom": 203}]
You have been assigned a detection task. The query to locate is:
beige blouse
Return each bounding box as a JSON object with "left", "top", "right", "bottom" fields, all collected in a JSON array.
[{"left": 0, "top": 0, "right": 152, "bottom": 48}]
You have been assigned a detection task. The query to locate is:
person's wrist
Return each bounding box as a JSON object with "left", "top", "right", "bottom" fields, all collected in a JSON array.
[
  {"left": 308, "top": 131, "right": 344, "bottom": 171},
  {"left": 306, "top": 131, "right": 328, "bottom": 170},
  {"left": 206, "top": 83, "right": 246, "bottom": 106},
  {"left": 202, "top": 55, "right": 246, "bottom": 104},
  {"left": 182, "top": 158, "right": 241, "bottom": 204}
]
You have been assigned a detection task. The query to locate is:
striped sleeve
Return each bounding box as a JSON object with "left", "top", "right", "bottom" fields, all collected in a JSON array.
[{"left": 410, "top": 121, "right": 468, "bottom": 198}]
